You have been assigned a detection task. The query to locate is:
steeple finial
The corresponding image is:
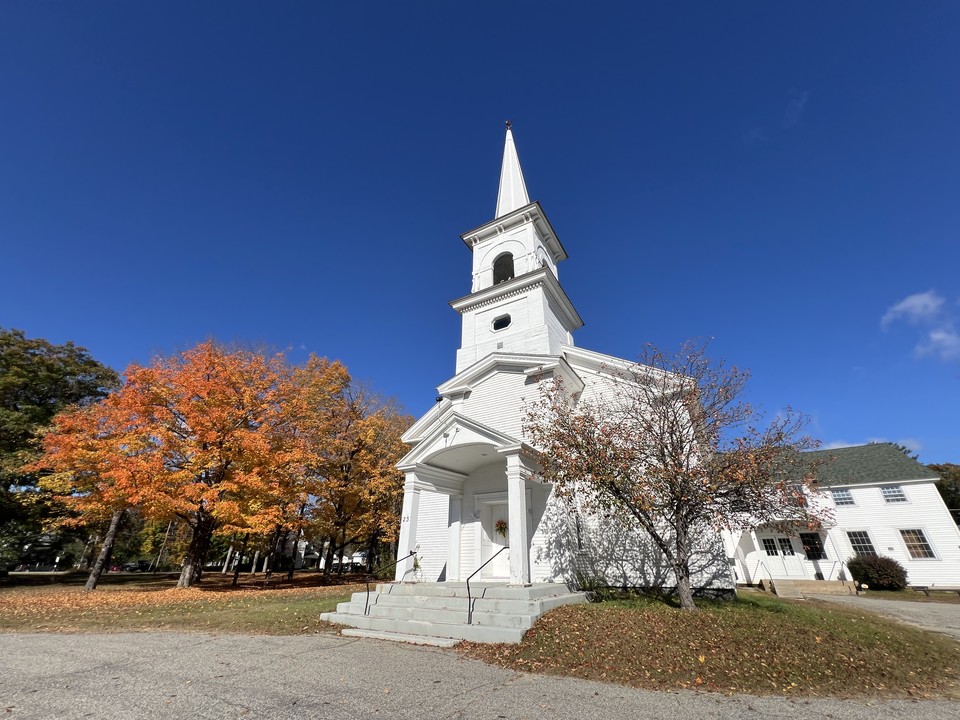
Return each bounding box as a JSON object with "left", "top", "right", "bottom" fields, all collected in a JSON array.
[{"left": 495, "top": 121, "right": 530, "bottom": 219}]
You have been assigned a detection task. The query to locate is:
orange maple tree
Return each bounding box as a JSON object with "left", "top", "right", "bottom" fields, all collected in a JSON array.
[
  {"left": 36, "top": 342, "right": 291, "bottom": 587},
  {"left": 290, "top": 359, "right": 411, "bottom": 576},
  {"left": 33, "top": 342, "right": 412, "bottom": 589}
]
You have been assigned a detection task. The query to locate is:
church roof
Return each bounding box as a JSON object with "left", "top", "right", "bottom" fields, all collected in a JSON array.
[
  {"left": 495, "top": 122, "right": 530, "bottom": 219},
  {"left": 806, "top": 443, "right": 939, "bottom": 487}
]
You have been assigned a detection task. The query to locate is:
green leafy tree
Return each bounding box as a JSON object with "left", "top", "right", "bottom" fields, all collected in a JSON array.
[
  {"left": 0, "top": 328, "right": 118, "bottom": 568},
  {"left": 928, "top": 463, "right": 960, "bottom": 526}
]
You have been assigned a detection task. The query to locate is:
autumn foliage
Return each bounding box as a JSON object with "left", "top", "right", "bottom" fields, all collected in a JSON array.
[
  {"left": 526, "top": 342, "right": 830, "bottom": 611},
  {"left": 31, "top": 342, "right": 411, "bottom": 588}
]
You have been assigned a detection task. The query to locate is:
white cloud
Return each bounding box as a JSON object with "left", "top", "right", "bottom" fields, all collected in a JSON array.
[
  {"left": 821, "top": 440, "right": 855, "bottom": 450},
  {"left": 898, "top": 438, "right": 923, "bottom": 453},
  {"left": 881, "top": 290, "right": 960, "bottom": 361},
  {"left": 881, "top": 290, "right": 944, "bottom": 329},
  {"left": 824, "top": 438, "right": 923, "bottom": 453},
  {"left": 783, "top": 90, "right": 810, "bottom": 128},
  {"left": 917, "top": 326, "right": 960, "bottom": 360},
  {"left": 741, "top": 127, "right": 767, "bottom": 146}
]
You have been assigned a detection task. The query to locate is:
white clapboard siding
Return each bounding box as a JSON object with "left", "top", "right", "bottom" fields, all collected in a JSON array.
[
  {"left": 831, "top": 481, "right": 960, "bottom": 586},
  {"left": 460, "top": 370, "right": 528, "bottom": 439},
  {"left": 415, "top": 491, "right": 449, "bottom": 582}
]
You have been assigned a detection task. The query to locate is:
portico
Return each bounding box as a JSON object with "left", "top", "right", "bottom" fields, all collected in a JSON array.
[{"left": 393, "top": 410, "right": 541, "bottom": 586}]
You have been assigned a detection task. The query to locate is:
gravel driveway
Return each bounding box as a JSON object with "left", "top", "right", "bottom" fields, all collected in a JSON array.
[
  {"left": 808, "top": 594, "right": 960, "bottom": 640},
  {"left": 1, "top": 632, "right": 958, "bottom": 720}
]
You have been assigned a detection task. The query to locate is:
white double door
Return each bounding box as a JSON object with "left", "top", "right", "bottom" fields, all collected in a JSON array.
[{"left": 760, "top": 534, "right": 806, "bottom": 577}]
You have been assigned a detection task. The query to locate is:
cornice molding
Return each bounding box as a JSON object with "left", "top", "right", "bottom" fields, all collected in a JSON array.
[
  {"left": 449, "top": 267, "right": 584, "bottom": 331},
  {"left": 460, "top": 201, "right": 568, "bottom": 263}
]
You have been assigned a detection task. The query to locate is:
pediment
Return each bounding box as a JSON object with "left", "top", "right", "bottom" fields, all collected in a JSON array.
[
  {"left": 436, "top": 352, "right": 584, "bottom": 397},
  {"left": 396, "top": 411, "right": 520, "bottom": 472}
]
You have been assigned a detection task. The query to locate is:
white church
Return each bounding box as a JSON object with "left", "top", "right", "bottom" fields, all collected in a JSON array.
[{"left": 323, "top": 125, "right": 732, "bottom": 644}]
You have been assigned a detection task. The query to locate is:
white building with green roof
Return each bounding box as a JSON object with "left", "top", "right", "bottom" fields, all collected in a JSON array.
[{"left": 727, "top": 443, "right": 960, "bottom": 588}]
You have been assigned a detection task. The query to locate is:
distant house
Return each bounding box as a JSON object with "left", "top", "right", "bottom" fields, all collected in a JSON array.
[{"left": 726, "top": 443, "right": 960, "bottom": 587}]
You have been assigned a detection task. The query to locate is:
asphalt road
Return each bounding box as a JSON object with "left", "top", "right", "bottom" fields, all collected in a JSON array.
[
  {"left": 1, "top": 632, "right": 957, "bottom": 720},
  {"left": 808, "top": 594, "right": 960, "bottom": 640}
]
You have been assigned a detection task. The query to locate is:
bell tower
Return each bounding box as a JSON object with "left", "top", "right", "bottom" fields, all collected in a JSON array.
[{"left": 452, "top": 123, "right": 583, "bottom": 373}]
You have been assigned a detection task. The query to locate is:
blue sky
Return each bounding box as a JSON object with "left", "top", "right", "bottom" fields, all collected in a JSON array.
[{"left": 2, "top": 2, "right": 958, "bottom": 463}]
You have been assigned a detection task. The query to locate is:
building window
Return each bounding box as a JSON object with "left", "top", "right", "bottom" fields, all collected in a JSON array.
[
  {"left": 761, "top": 538, "right": 779, "bottom": 556},
  {"left": 831, "top": 488, "right": 855, "bottom": 506},
  {"left": 492, "top": 314, "right": 511, "bottom": 331},
  {"left": 777, "top": 537, "right": 795, "bottom": 556},
  {"left": 493, "top": 253, "right": 515, "bottom": 284},
  {"left": 900, "top": 529, "right": 936, "bottom": 559},
  {"left": 799, "top": 532, "right": 827, "bottom": 560},
  {"left": 881, "top": 485, "right": 908, "bottom": 503},
  {"left": 847, "top": 531, "right": 877, "bottom": 557}
]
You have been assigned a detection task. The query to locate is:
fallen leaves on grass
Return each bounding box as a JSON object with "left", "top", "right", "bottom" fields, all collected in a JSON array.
[
  {"left": 0, "top": 581, "right": 362, "bottom": 635},
  {"left": 459, "top": 595, "right": 960, "bottom": 699}
]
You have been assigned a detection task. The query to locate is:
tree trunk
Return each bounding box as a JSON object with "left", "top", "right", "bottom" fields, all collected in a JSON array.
[
  {"left": 221, "top": 544, "right": 234, "bottom": 574},
  {"left": 177, "top": 510, "right": 215, "bottom": 589},
  {"left": 286, "top": 529, "right": 298, "bottom": 582},
  {"left": 79, "top": 532, "right": 99, "bottom": 570},
  {"left": 84, "top": 509, "right": 125, "bottom": 591},
  {"left": 322, "top": 538, "right": 336, "bottom": 582},
  {"left": 231, "top": 533, "right": 250, "bottom": 587},
  {"left": 263, "top": 527, "right": 283, "bottom": 586},
  {"left": 250, "top": 550, "right": 260, "bottom": 575},
  {"left": 673, "top": 525, "right": 699, "bottom": 611}
]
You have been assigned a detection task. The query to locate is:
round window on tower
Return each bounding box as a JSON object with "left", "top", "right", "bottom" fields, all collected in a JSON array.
[{"left": 492, "top": 314, "right": 511, "bottom": 331}]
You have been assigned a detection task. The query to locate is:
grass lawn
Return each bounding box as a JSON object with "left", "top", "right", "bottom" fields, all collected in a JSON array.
[
  {"left": 866, "top": 589, "right": 960, "bottom": 604},
  {"left": 0, "top": 571, "right": 361, "bottom": 635},
  {"left": 459, "top": 592, "right": 960, "bottom": 699}
]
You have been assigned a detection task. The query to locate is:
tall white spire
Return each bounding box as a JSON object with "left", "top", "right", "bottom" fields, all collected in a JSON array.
[{"left": 495, "top": 121, "right": 530, "bottom": 219}]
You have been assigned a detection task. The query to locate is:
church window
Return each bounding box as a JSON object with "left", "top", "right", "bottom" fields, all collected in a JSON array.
[
  {"left": 492, "top": 314, "right": 511, "bottom": 331},
  {"left": 493, "top": 253, "right": 515, "bottom": 284}
]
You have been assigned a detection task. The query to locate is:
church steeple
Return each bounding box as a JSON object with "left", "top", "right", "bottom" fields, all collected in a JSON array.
[
  {"left": 495, "top": 121, "right": 530, "bottom": 219},
  {"left": 450, "top": 124, "right": 583, "bottom": 374}
]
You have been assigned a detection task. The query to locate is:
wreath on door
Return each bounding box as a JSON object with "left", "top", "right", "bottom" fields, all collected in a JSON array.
[{"left": 495, "top": 519, "right": 508, "bottom": 538}]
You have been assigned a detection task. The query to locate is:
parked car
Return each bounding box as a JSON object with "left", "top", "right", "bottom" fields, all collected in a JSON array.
[{"left": 121, "top": 560, "right": 152, "bottom": 572}]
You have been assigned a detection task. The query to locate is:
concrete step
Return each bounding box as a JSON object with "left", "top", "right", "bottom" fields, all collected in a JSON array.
[
  {"left": 320, "top": 612, "right": 527, "bottom": 644},
  {"left": 771, "top": 579, "right": 855, "bottom": 598},
  {"left": 351, "top": 590, "right": 588, "bottom": 616},
  {"left": 340, "top": 628, "right": 460, "bottom": 648},
  {"left": 375, "top": 582, "right": 571, "bottom": 601},
  {"left": 336, "top": 601, "right": 535, "bottom": 629},
  {"left": 324, "top": 582, "right": 588, "bottom": 645}
]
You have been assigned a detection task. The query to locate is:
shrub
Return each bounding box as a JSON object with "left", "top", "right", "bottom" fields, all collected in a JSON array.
[{"left": 846, "top": 555, "right": 908, "bottom": 591}]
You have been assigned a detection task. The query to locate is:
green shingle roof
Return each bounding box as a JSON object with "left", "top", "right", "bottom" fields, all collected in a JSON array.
[{"left": 806, "top": 443, "right": 939, "bottom": 487}]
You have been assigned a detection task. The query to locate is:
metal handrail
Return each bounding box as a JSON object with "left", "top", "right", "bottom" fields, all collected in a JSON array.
[
  {"left": 824, "top": 533, "right": 850, "bottom": 584},
  {"left": 465, "top": 546, "right": 509, "bottom": 625},
  {"left": 365, "top": 551, "right": 417, "bottom": 615},
  {"left": 755, "top": 560, "right": 774, "bottom": 588}
]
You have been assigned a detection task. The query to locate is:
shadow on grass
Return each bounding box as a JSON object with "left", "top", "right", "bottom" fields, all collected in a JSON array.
[
  {"left": 588, "top": 587, "right": 795, "bottom": 616},
  {"left": 2, "top": 569, "right": 369, "bottom": 594}
]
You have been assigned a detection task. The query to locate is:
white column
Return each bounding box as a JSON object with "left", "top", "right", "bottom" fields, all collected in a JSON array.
[
  {"left": 446, "top": 495, "right": 462, "bottom": 582},
  {"left": 394, "top": 474, "right": 421, "bottom": 582},
  {"left": 506, "top": 453, "right": 531, "bottom": 585}
]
